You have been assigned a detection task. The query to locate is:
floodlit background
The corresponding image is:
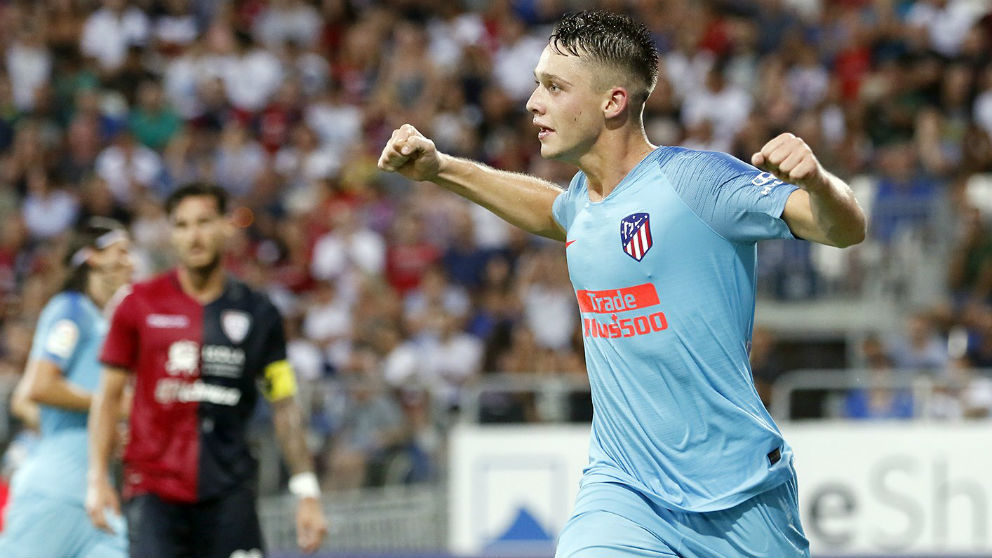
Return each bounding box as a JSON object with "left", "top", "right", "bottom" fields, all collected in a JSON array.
[{"left": 1, "top": 0, "right": 992, "bottom": 556}]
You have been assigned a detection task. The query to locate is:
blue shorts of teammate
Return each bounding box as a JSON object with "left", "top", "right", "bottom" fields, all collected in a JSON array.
[
  {"left": 0, "top": 491, "right": 127, "bottom": 558},
  {"left": 555, "top": 475, "right": 809, "bottom": 558}
]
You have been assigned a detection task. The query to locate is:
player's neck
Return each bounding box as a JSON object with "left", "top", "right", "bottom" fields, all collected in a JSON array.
[
  {"left": 579, "top": 131, "right": 656, "bottom": 202},
  {"left": 177, "top": 264, "right": 226, "bottom": 304},
  {"left": 85, "top": 275, "right": 115, "bottom": 309}
]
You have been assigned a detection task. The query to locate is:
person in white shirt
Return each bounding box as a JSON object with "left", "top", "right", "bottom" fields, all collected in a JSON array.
[{"left": 80, "top": 0, "right": 149, "bottom": 73}]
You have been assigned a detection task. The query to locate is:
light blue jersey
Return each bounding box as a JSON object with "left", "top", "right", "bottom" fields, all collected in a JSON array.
[
  {"left": 0, "top": 291, "right": 127, "bottom": 558},
  {"left": 12, "top": 291, "right": 106, "bottom": 502},
  {"left": 552, "top": 147, "right": 799, "bottom": 513}
]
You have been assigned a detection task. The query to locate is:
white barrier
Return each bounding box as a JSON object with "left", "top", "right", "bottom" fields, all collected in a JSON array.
[{"left": 449, "top": 421, "right": 992, "bottom": 557}]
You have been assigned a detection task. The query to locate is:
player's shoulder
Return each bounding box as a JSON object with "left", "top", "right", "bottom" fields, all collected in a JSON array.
[
  {"left": 656, "top": 146, "right": 753, "bottom": 177},
  {"left": 129, "top": 270, "right": 180, "bottom": 300},
  {"left": 41, "top": 290, "right": 87, "bottom": 321},
  {"left": 222, "top": 275, "right": 280, "bottom": 317},
  {"left": 562, "top": 170, "right": 587, "bottom": 196}
]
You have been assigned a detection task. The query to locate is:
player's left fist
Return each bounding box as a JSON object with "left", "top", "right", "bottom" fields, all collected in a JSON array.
[{"left": 751, "top": 133, "right": 826, "bottom": 192}]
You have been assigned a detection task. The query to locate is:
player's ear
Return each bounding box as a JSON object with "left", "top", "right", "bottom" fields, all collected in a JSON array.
[{"left": 603, "top": 86, "right": 629, "bottom": 120}]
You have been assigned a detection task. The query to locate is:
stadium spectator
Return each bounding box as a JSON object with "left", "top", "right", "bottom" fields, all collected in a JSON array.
[
  {"left": 151, "top": 0, "right": 199, "bottom": 55},
  {"left": 21, "top": 168, "right": 79, "bottom": 240},
  {"left": 79, "top": 0, "right": 149, "bottom": 74},
  {"left": 385, "top": 211, "right": 440, "bottom": 295},
  {"left": 94, "top": 130, "right": 165, "bottom": 204},
  {"left": 5, "top": 23, "right": 51, "bottom": 112},
  {"left": 929, "top": 355, "right": 992, "bottom": 419},
  {"left": 517, "top": 245, "right": 575, "bottom": 352},
  {"left": 681, "top": 62, "right": 752, "bottom": 152},
  {"left": 750, "top": 325, "right": 786, "bottom": 408},
  {"left": 221, "top": 29, "right": 284, "bottom": 114},
  {"left": 212, "top": 120, "right": 267, "bottom": 198},
  {"left": 415, "top": 307, "right": 484, "bottom": 409},
  {"left": 947, "top": 206, "right": 992, "bottom": 306},
  {"left": 325, "top": 374, "right": 407, "bottom": 491},
  {"left": 128, "top": 80, "right": 182, "bottom": 151},
  {"left": 302, "top": 278, "right": 353, "bottom": 372},
  {"left": 843, "top": 336, "right": 915, "bottom": 420},
  {"left": 888, "top": 311, "right": 949, "bottom": 375},
  {"left": 869, "top": 143, "right": 939, "bottom": 244},
  {"left": 254, "top": 0, "right": 322, "bottom": 51},
  {"left": 310, "top": 202, "right": 386, "bottom": 284}
]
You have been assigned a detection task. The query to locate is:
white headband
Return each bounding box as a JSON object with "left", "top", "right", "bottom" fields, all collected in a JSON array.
[
  {"left": 94, "top": 229, "right": 128, "bottom": 249},
  {"left": 70, "top": 229, "right": 128, "bottom": 268},
  {"left": 70, "top": 247, "right": 93, "bottom": 268}
]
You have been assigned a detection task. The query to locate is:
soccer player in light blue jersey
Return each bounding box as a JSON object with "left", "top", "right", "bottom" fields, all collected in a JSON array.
[
  {"left": 379, "top": 10, "right": 867, "bottom": 558},
  {"left": 0, "top": 218, "right": 133, "bottom": 558}
]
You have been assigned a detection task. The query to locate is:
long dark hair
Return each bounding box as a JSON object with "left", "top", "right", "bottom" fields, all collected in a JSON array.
[{"left": 61, "top": 217, "right": 128, "bottom": 293}]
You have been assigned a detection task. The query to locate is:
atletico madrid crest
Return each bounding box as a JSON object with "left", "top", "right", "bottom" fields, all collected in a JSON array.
[{"left": 620, "top": 213, "right": 653, "bottom": 262}]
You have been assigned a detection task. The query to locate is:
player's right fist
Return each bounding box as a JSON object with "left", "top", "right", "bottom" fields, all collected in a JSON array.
[{"left": 377, "top": 124, "right": 442, "bottom": 182}]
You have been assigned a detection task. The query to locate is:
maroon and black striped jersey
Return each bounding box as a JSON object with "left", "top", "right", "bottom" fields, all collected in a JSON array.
[{"left": 101, "top": 271, "right": 297, "bottom": 503}]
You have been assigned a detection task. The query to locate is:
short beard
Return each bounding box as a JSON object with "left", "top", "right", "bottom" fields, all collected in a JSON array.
[{"left": 184, "top": 252, "right": 222, "bottom": 278}]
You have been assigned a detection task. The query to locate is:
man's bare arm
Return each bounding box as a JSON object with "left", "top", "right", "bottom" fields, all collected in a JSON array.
[
  {"left": 22, "top": 358, "right": 92, "bottom": 411},
  {"left": 272, "top": 395, "right": 328, "bottom": 553},
  {"left": 272, "top": 396, "right": 314, "bottom": 477},
  {"left": 86, "top": 366, "right": 128, "bottom": 532},
  {"left": 753, "top": 133, "right": 867, "bottom": 248},
  {"left": 10, "top": 373, "right": 40, "bottom": 429},
  {"left": 378, "top": 124, "right": 566, "bottom": 240}
]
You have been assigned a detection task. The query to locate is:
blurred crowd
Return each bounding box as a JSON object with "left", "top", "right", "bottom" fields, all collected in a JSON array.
[{"left": 1, "top": 0, "right": 992, "bottom": 490}]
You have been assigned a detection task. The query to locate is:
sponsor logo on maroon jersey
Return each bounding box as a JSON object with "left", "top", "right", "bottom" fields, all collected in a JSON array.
[
  {"left": 147, "top": 313, "right": 191, "bottom": 328},
  {"left": 166, "top": 340, "right": 199, "bottom": 375},
  {"left": 154, "top": 379, "right": 242, "bottom": 405}
]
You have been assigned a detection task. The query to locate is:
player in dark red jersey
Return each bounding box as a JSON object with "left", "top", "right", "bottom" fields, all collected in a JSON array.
[{"left": 85, "top": 183, "right": 327, "bottom": 558}]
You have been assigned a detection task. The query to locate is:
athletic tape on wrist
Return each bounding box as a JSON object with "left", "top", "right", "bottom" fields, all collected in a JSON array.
[{"left": 289, "top": 472, "right": 320, "bottom": 499}]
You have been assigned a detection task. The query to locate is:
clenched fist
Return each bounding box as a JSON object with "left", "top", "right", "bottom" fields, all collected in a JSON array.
[
  {"left": 751, "top": 133, "right": 827, "bottom": 193},
  {"left": 377, "top": 124, "right": 443, "bottom": 181}
]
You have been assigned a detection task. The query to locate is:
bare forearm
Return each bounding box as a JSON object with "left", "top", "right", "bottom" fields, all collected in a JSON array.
[
  {"left": 88, "top": 374, "right": 125, "bottom": 479},
  {"left": 806, "top": 170, "right": 867, "bottom": 248},
  {"left": 434, "top": 154, "right": 566, "bottom": 240},
  {"left": 30, "top": 378, "right": 92, "bottom": 411},
  {"left": 273, "top": 398, "right": 314, "bottom": 475},
  {"left": 22, "top": 359, "right": 91, "bottom": 412},
  {"left": 11, "top": 381, "right": 40, "bottom": 429},
  {"left": 754, "top": 133, "right": 867, "bottom": 248}
]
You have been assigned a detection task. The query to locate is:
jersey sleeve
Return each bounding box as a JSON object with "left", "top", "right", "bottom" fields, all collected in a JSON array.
[
  {"left": 100, "top": 288, "right": 140, "bottom": 371},
  {"left": 551, "top": 173, "right": 585, "bottom": 232},
  {"left": 667, "top": 150, "right": 798, "bottom": 243},
  {"left": 257, "top": 301, "right": 297, "bottom": 402},
  {"left": 30, "top": 294, "right": 86, "bottom": 371}
]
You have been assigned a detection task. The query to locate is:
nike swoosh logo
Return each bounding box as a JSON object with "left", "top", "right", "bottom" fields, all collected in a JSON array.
[{"left": 565, "top": 240, "right": 576, "bottom": 248}]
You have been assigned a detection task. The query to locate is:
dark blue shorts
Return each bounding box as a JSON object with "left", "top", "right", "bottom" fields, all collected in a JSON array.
[{"left": 125, "top": 484, "right": 264, "bottom": 558}]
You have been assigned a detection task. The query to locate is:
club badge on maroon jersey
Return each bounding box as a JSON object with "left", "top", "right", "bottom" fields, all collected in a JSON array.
[
  {"left": 221, "top": 310, "right": 252, "bottom": 344},
  {"left": 620, "top": 212, "right": 653, "bottom": 262}
]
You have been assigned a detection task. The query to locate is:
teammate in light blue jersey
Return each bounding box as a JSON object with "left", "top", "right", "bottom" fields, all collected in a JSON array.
[
  {"left": 0, "top": 218, "right": 133, "bottom": 558},
  {"left": 379, "top": 10, "right": 866, "bottom": 558}
]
